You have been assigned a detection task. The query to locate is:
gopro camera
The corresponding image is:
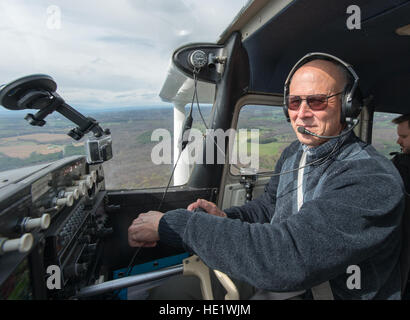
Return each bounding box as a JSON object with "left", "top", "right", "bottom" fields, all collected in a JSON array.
[{"left": 85, "top": 134, "right": 113, "bottom": 164}]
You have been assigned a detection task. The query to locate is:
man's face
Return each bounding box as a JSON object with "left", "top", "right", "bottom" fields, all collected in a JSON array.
[
  {"left": 288, "top": 60, "right": 345, "bottom": 148},
  {"left": 396, "top": 121, "right": 410, "bottom": 154}
]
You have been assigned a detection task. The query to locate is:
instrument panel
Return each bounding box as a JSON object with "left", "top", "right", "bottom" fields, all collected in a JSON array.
[{"left": 0, "top": 155, "right": 111, "bottom": 299}]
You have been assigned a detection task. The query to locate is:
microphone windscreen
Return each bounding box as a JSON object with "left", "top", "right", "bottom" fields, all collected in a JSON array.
[{"left": 297, "top": 126, "right": 306, "bottom": 134}]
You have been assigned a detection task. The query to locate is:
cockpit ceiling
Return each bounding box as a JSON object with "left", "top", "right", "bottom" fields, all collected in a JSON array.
[{"left": 241, "top": 0, "right": 410, "bottom": 115}]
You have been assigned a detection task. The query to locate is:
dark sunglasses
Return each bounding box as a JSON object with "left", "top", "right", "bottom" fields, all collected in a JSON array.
[{"left": 286, "top": 91, "right": 343, "bottom": 111}]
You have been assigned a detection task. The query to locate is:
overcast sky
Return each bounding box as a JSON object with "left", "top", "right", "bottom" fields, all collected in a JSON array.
[{"left": 0, "top": 0, "right": 247, "bottom": 109}]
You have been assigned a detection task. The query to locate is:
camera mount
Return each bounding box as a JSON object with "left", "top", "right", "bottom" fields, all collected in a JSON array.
[
  {"left": 0, "top": 74, "right": 108, "bottom": 140},
  {"left": 0, "top": 74, "right": 112, "bottom": 163}
]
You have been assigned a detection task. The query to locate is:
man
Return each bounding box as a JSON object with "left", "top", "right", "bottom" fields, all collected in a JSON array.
[
  {"left": 392, "top": 114, "right": 410, "bottom": 194},
  {"left": 128, "top": 54, "right": 405, "bottom": 299}
]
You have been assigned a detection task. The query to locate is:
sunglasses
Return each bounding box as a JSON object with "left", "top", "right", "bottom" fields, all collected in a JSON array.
[{"left": 286, "top": 91, "right": 343, "bottom": 111}]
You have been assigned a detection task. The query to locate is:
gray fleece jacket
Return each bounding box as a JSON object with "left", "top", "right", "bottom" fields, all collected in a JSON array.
[{"left": 159, "top": 132, "right": 405, "bottom": 299}]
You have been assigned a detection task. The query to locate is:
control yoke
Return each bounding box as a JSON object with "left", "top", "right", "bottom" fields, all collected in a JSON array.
[{"left": 0, "top": 74, "right": 112, "bottom": 163}]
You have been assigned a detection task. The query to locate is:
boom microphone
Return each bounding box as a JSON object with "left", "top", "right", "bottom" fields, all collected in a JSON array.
[{"left": 297, "top": 119, "right": 359, "bottom": 139}]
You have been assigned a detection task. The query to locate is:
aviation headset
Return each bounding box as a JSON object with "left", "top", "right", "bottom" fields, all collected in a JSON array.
[{"left": 283, "top": 52, "right": 363, "bottom": 123}]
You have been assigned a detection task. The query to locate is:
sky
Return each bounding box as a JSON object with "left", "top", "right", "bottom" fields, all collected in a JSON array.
[{"left": 0, "top": 0, "right": 248, "bottom": 109}]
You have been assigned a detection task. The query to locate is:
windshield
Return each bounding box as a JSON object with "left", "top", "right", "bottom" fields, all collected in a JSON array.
[{"left": 0, "top": 0, "right": 247, "bottom": 189}]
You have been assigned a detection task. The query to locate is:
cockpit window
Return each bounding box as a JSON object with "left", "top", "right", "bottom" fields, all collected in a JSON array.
[
  {"left": 371, "top": 112, "right": 398, "bottom": 158},
  {"left": 0, "top": 113, "right": 85, "bottom": 172},
  {"left": 230, "top": 105, "right": 296, "bottom": 175},
  {"left": 0, "top": 1, "right": 246, "bottom": 190}
]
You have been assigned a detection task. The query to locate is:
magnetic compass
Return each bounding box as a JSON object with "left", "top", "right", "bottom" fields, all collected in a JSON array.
[{"left": 189, "top": 50, "right": 207, "bottom": 69}]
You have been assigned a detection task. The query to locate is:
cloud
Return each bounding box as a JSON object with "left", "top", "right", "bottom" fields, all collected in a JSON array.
[
  {"left": 60, "top": 87, "right": 160, "bottom": 108},
  {"left": 0, "top": 0, "right": 246, "bottom": 108}
]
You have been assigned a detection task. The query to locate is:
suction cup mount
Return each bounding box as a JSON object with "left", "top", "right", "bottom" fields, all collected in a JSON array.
[
  {"left": 0, "top": 74, "right": 106, "bottom": 140},
  {"left": 0, "top": 74, "right": 56, "bottom": 110}
]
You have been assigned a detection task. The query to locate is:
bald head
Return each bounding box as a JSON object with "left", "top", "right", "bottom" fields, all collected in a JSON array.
[{"left": 290, "top": 59, "right": 349, "bottom": 93}]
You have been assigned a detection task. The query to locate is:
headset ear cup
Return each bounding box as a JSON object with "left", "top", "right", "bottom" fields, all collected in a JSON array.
[
  {"left": 340, "top": 85, "right": 350, "bottom": 123},
  {"left": 350, "top": 87, "right": 363, "bottom": 119},
  {"left": 342, "top": 85, "right": 363, "bottom": 120},
  {"left": 283, "top": 85, "right": 290, "bottom": 122}
]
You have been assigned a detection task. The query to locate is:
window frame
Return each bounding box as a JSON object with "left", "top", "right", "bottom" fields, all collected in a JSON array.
[{"left": 227, "top": 93, "right": 289, "bottom": 177}]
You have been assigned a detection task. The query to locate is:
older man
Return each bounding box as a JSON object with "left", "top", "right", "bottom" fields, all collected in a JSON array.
[{"left": 128, "top": 54, "right": 405, "bottom": 299}]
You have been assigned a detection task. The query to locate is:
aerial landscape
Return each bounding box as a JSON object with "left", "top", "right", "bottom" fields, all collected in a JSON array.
[{"left": 0, "top": 107, "right": 399, "bottom": 190}]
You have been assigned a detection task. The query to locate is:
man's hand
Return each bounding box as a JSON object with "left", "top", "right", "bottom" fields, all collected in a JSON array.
[
  {"left": 187, "top": 199, "right": 227, "bottom": 218},
  {"left": 128, "top": 211, "right": 164, "bottom": 247}
]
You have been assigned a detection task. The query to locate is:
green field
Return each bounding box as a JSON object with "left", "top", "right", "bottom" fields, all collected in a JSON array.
[{"left": 0, "top": 107, "right": 401, "bottom": 189}]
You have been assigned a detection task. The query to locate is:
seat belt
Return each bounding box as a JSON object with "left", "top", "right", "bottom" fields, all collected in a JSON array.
[{"left": 297, "top": 151, "right": 334, "bottom": 300}]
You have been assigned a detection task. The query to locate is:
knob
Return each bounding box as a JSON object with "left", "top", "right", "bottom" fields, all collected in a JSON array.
[
  {"left": 89, "top": 171, "right": 97, "bottom": 184},
  {"left": 22, "top": 214, "right": 51, "bottom": 231},
  {"left": 55, "top": 193, "right": 74, "bottom": 207},
  {"left": 0, "top": 233, "right": 33, "bottom": 254},
  {"left": 83, "top": 175, "right": 93, "bottom": 188},
  {"left": 74, "top": 176, "right": 93, "bottom": 189},
  {"left": 66, "top": 189, "right": 80, "bottom": 200},
  {"left": 67, "top": 184, "right": 86, "bottom": 197},
  {"left": 58, "top": 189, "right": 80, "bottom": 201},
  {"left": 73, "top": 179, "right": 88, "bottom": 190}
]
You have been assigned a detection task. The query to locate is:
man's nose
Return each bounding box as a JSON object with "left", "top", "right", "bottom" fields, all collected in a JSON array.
[
  {"left": 297, "top": 100, "right": 313, "bottom": 118},
  {"left": 397, "top": 137, "right": 402, "bottom": 145}
]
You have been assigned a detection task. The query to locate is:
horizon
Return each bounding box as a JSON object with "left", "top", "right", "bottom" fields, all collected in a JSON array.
[{"left": 0, "top": 103, "right": 214, "bottom": 117}]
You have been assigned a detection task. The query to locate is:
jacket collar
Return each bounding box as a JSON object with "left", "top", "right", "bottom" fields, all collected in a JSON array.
[{"left": 300, "top": 129, "right": 355, "bottom": 160}]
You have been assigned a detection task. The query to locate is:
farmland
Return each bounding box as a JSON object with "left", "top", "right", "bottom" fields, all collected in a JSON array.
[{"left": 0, "top": 106, "right": 400, "bottom": 190}]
